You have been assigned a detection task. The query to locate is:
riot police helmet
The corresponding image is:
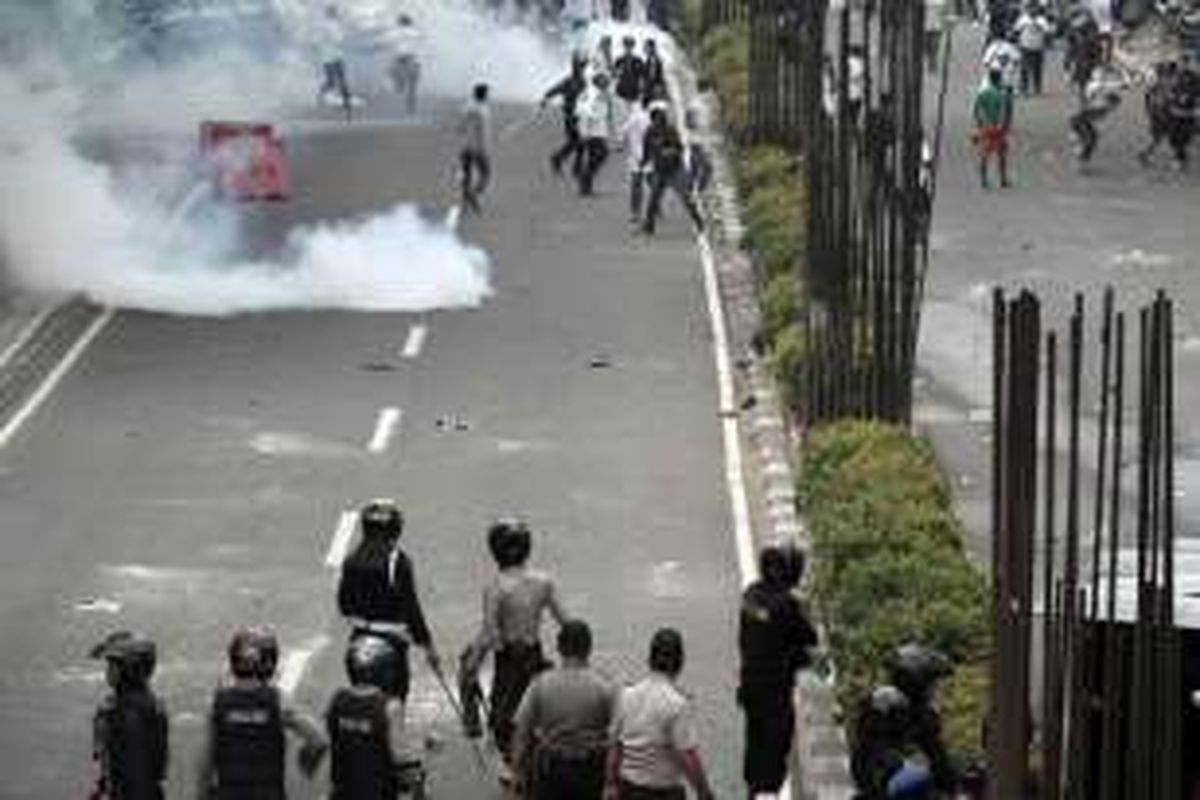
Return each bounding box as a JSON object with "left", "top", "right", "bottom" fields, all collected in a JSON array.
[
  {"left": 360, "top": 499, "right": 404, "bottom": 541},
  {"left": 345, "top": 634, "right": 399, "bottom": 690},
  {"left": 228, "top": 628, "right": 280, "bottom": 681},
  {"left": 487, "top": 517, "right": 532, "bottom": 568},
  {"left": 759, "top": 541, "right": 806, "bottom": 588},
  {"left": 887, "top": 643, "right": 951, "bottom": 701},
  {"left": 860, "top": 684, "right": 911, "bottom": 743},
  {"left": 91, "top": 631, "right": 157, "bottom": 689}
]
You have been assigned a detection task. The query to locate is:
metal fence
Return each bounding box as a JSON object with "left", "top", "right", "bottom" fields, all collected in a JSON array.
[{"left": 991, "top": 288, "right": 1186, "bottom": 800}]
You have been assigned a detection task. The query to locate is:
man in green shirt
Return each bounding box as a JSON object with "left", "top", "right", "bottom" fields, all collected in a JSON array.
[{"left": 973, "top": 69, "right": 1014, "bottom": 188}]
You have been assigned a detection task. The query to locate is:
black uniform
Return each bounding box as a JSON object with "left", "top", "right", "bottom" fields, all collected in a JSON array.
[
  {"left": 643, "top": 52, "right": 667, "bottom": 103},
  {"left": 339, "top": 541, "right": 434, "bottom": 701},
  {"left": 737, "top": 579, "right": 818, "bottom": 794},
  {"left": 326, "top": 688, "right": 399, "bottom": 800},
  {"left": 210, "top": 684, "right": 287, "bottom": 800},
  {"left": 613, "top": 53, "right": 647, "bottom": 104},
  {"left": 93, "top": 687, "right": 168, "bottom": 800}
]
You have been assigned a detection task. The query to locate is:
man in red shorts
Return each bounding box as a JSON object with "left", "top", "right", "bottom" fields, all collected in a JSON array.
[{"left": 973, "top": 68, "right": 1014, "bottom": 188}]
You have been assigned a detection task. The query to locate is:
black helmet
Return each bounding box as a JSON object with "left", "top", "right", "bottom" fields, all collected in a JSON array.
[
  {"left": 345, "top": 634, "right": 399, "bottom": 689},
  {"left": 228, "top": 628, "right": 280, "bottom": 681},
  {"left": 887, "top": 644, "right": 951, "bottom": 700},
  {"left": 759, "top": 541, "right": 806, "bottom": 588},
  {"left": 487, "top": 517, "right": 532, "bottom": 568},
  {"left": 361, "top": 500, "right": 404, "bottom": 541},
  {"left": 91, "top": 631, "right": 157, "bottom": 689}
]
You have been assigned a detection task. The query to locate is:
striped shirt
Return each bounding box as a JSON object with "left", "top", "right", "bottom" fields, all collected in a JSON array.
[{"left": 611, "top": 673, "right": 698, "bottom": 789}]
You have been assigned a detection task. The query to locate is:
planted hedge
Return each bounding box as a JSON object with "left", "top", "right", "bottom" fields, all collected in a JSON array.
[{"left": 798, "top": 420, "right": 990, "bottom": 765}]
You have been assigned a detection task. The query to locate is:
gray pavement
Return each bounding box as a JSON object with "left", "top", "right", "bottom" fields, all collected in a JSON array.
[
  {"left": 0, "top": 94, "right": 744, "bottom": 797},
  {"left": 917, "top": 19, "right": 1200, "bottom": 552}
]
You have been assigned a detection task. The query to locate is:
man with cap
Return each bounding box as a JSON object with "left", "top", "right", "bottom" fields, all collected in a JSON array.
[
  {"left": 338, "top": 500, "right": 442, "bottom": 702},
  {"left": 195, "top": 628, "right": 327, "bottom": 799},
  {"left": 511, "top": 619, "right": 616, "bottom": 799},
  {"left": 605, "top": 628, "right": 717, "bottom": 800},
  {"left": 90, "top": 632, "right": 168, "bottom": 800},
  {"left": 738, "top": 543, "right": 819, "bottom": 799},
  {"left": 460, "top": 518, "right": 567, "bottom": 782}
]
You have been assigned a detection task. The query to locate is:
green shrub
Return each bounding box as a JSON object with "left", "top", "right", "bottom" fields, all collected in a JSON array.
[
  {"left": 736, "top": 146, "right": 795, "bottom": 196},
  {"left": 761, "top": 273, "right": 800, "bottom": 346},
  {"left": 768, "top": 323, "right": 806, "bottom": 414},
  {"left": 800, "top": 420, "right": 991, "bottom": 765},
  {"left": 700, "top": 23, "right": 749, "bottom": 135}
]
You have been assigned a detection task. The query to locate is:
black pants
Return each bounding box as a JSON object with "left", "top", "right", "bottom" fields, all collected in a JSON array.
[
  {"left": 460, "top": 149, "right": 491, "bottom": 212},
  {"left": 1020, "top": 49, "right": 1044, "bottom": 95},
  {"left": 629, "top": 170, "right": 646, "bottom": 220},
  {"left": 321, "top": 60, "right": 351, "bottom": 117},
  {"left": 741, "top": 686, "right": 795, "bottom": 793},
  {"left": 532, "top": 750, "right": 605, "bottom": 800},
  {"left": 1070, "top": 108, "right": 1105, "bottom": 162},
  {"left": 642, "top": 166, "right": 704, "bottom": 234},
  {"left": 618, "top": 780, "right": 685, "bottom": 800},
  {"left": 490, "top": 643, "right": 547, "bottom": 758},
  {"left": 612, "top": 0, "right": 630, "bottom": 19},
  {"left": 551, "top": 117, "right": 584, "bottom": 176},
  {"left": 350, "top": 629, "right": 410, "bottom": 701},
  {"left": 579, "top": 138, "right": 609, "bottom": 196}
]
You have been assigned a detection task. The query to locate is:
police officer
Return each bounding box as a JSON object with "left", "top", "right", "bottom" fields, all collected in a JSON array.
[
  {"left": 737, "top": 543, "right": 818, "bottom": 799},
  {"left": 338, "top": 500, "right": 442, "bottom": 702},
  {"left": 887, "top": 644, "right": 954, "bottom": 794},
  {"left": 461, "top": 518, "right": 567, "bottom": 778},
  {"left": 326, "top": 635, "right": 425, "bottom": 800},
  {"left": 91, "top": 631, "right": 168, "bottom": 800},
  {"left": 511, "top": 619, "right": 615, "bottom": 800},
  {"left": 850, "top": 685, "right": 911, "bottom": 799},
  {"left": 195, "top": 628, "right": 327, "bottom": 800}
]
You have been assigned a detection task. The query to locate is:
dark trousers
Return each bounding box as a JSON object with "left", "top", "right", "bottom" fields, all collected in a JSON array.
[
  {"left": 612, "top": 0, "right": 630, "bottom": 19},
  {"left": 350, "top": 629, "right": 410, "bottom": 701},
  {"left": 741, "top": 686, "right": 796, "bottom": 793},
  {"left": 1020, "top": 48, "right": 1044, "bottom": 94},
  {"left": 532, "top": 750, "right": 605, "bottom": 800},
  {"left": 490, "top": 643, "right": 547, "bottom": 758},
  {"left": 1070, "top": 108, "right": 1105, "bottom": 162},
  {"left": 551, "top": 117, "right": 584, "bottom": 176},
  {"left": 460, "top": 149, "right": 491, "bottom": 212},
  {"left": 618, "top": 780, "right": 686, "bottom": 800},
  {"left": 629, "top": 170, "right": 646, "bottom": 220},
  {"left": 579, "top": 138, "right": 609, "bottom": 196},
  {"left": 320, "top": 60, "right": 351, "bottom": 118},
  {"left": 642, "top": 166, "right": 704, "bottom": 234}
]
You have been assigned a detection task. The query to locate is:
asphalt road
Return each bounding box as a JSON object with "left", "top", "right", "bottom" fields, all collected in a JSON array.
[
  {"left": 917, "top": 20, "right": 1200, "bottom": 554},
  {"left": 0, "top": 92, "right": 745, "bottom": 797}
]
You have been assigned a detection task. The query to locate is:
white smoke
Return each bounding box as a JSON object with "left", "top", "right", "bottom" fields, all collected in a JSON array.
[{"left": 0, "top": 0, "right": 574, "bottom": 316}]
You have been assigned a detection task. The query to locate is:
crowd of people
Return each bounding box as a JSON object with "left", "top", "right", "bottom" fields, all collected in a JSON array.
[
  {"left": 87, "top": 501, "right": 827, "bottom": 800},
  {"left": 970, "top": 0, "right": 1199, "bottom": 186}
]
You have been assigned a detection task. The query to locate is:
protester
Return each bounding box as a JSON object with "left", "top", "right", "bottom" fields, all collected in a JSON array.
[
  {"left": 577, "top": 72, "right": 616, "bottom": 196},
  {"left": 972, "top": 68, "right": 1014, "bottom": 187},
  {"left": 605, "top": 628, "right": 717, "bottom": 800},
  {"left": 337, "top": 500, "right": 442, "bottom": 703},
  {"left": 621, "top": 98, "right": 653, "bottom": 224},
  {"left": 614, "top": 36, "right": 648, "bottom": 115},
  {"left": 459, "top": 83, "right": 493, "bottom": 213},
  {"left": 1014, "top": 3, "right": 1055, "bottom": 95},
  {"left": 460, "top": 519, "right": 568, "bottom": 783},
  {"left": 1070, "top": 67, "right": 1123, "bottom": 164},
  {"left": 91, "top": 633, "right": 168, "bottom": 800},
  {"left": 512, "top": 620, "right": 615, "bottom": 800},
  {"left": 643, "top": 38, "right": 668, "bottom": 104},
  {"left": 316, "top": 4, "right": 352, "bottom": 120},
  {"left": 738, "top": 544, "right": 819, "bottom": 798},
  {"left": 389, "top": 13, "right": 422, "bottom": 115},
  {"left": 544, "top": 53, "right": 591, "bottom": 178},
  {"left": 982, "top": 33, "right": 1022, "bottom": 91},
  {"left": 641, "top": 107, "right": 705, "bottom": 235},
  {"left": 195, "top": 629, "right": 327, "bottom": 799}
]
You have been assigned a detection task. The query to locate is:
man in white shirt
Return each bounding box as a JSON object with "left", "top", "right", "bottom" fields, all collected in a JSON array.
[
  {"left": 316, "top": 4, "right": 352, "bottom": 120},
  {"left": 458, "top": 83, "right": 493, "bottom": 213},
  {"left": 621, "top": 99, "right": 653, "bottom": 223},
  {"left": 388, "top": 13, "right": 422, "bottom": 115},
  {"left": 577, "top": 71, "right": 615, "bottom": 196},
  {"left": 604, "top": 629, "right": 716, "bottom": 800},
  {"left": 1014, "top": 3, "right": 1054, "bottom": 94},
  {"left": 982, "top": 34, "right": 1022, "bottom": 90}
]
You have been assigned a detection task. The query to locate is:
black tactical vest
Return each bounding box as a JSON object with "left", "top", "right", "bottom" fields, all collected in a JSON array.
[
  {"left": 338, "top": 549, "right": 400, "bottom": 622},
  {"left": 212, "top": 684, "right": 285, "bottom": 794},
  {"left": 327, "top": 688, "right": 396, "bottom": 799}
]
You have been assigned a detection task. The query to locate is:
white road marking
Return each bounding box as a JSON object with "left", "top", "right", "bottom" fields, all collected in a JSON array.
[
  {"left": 0, "top": 305, "right": 55, "bottom": 373},
  {"left": 324, "top": 510, "right": 359, "bottom": 568},
  {"left": 401, "top": 324, "right": 428, "bottom": 359},
  {"left": 278, "top": 634, "right": 332, "bottom": 696},
  {"left": 0, "top": 307, "right": 115, "bottom": 450},
  {"left": 367, "top": 407, "right": 403, "bottom": 454},
  {"left": 445, "top": 205, "right": 461, "bottom": 231}
]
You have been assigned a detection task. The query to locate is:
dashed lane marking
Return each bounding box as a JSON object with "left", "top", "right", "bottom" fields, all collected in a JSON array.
[
  {"left": 0, "top": 305, "right": 55, "bottom": 373},
  {"left": 401, "top": 323, "right": 428, "bottom": 359},
  {"left": 278, "top": 634, "right": 332, "bottom": 697},
  {"left": 445, "top": 205, "right": 461, "bottom": 231},
  {"left": 323, "top": 510, "right": 359, "bottom": 568},
  {"left": 367, "top": 407, "right": 403, "bottom": 454}
]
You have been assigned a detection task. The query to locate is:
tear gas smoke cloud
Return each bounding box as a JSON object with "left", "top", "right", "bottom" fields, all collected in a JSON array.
[{"left": 0, "top": 0, "right": 571, "bottom": 317}]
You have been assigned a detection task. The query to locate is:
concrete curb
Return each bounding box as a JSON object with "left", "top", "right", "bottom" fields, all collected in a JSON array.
[{"left": 670, "top": 52, "right": 858, "bottom": 800}]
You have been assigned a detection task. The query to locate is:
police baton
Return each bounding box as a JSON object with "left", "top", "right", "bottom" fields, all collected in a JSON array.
[{"left": 429, "top": 662, "right": 492, "bottom": 778}]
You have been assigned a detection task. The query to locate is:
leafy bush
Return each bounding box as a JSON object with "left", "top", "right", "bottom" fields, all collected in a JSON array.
[
  {"left": 700, "top": 23, "right": 749, "bottom": 136},
  {"left": 768, "top": 322, "right": 806, "bottom": 414},
  {"left": 799, "top": 420, "right": 991, "bottom": 765}
]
